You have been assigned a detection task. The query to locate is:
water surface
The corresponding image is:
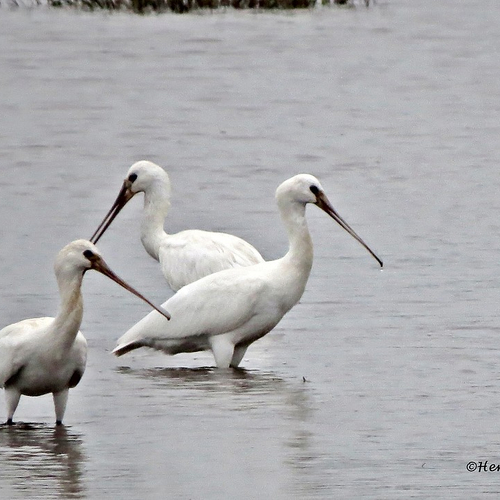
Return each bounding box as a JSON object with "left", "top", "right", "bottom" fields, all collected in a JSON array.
[{"left": 1, "top": 1, "right": 500, "bottom": 497}]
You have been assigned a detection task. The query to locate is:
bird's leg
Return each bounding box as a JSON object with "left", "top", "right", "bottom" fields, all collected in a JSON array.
[
  {"left": 209, "top": 335, "right": 235, "bottom": 369},
  {"left": 5, "top": 388, "right": 21, "bottom": 425},
  {"left": 53, "top": 389, "right": 69, "bottom": 426},
  {"left": 230, "top": 345, "right": 248, "bottom": 368}
]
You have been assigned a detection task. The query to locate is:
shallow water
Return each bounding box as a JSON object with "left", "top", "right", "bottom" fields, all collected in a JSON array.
[{"left": 1, "top": 0, "right": 500, "bottom": 498}]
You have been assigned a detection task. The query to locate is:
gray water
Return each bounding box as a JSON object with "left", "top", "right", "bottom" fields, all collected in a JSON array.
[{"left": 1, "top": 0, "right": 500, "bottom": 497}]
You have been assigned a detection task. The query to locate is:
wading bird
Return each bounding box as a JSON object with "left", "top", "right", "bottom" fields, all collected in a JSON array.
[
  {"left": 90, "top": 161, "right": 264, "bottom": 292},
  {"left": 0, "top": 239, "right": 170, "bottom": 426},
  {"left": 113, "top": 174, "right": 382, "bottom": 368}
]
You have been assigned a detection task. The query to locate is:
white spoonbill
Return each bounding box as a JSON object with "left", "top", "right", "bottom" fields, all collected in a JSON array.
[
  {"left": 0, "top": 239, "right": 170, "bottom": 426},
  {"left": 113, "top": 174, "right": 382, "bottom": 368},
  {"left": 90, "top": 161, "right": 264, "bottom": 291}
]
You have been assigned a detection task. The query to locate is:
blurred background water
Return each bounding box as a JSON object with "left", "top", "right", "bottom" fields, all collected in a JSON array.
[{"left": 1, "top": 0, "right": 500, "bottom": 497}]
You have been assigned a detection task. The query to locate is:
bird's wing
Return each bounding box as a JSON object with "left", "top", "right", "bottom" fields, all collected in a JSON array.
[
  {"left": 69, "top": 332, "right": 88, "bottom": 384},
  {"left": 158, "top": 230, "right": 264, "bottom": 291},
  {"left": 0, "top": 317, "right": 53, "bottom": 386},
  {"left": 115, "top": 264, "right": 271, "bottom": 351}
]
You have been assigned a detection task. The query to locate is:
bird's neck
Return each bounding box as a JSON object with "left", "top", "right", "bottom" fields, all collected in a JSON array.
[
  {"left": 280, "top": 201, "right": 314, "bottom": 277},
  {"left": 51, "top": 272, "right": 84, "bottom": 351},
  {"left": 140, "top": 188, "right": 170, "bottom": 261}
]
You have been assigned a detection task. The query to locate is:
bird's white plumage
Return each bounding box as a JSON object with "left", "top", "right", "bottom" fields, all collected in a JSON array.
[
  {"left": 156, "top": 228, "right": 264, "bottom": 292},
  {"left": 114, "top": 258, "right": 299, "bottom": 360},
  {"left": 113, "top": 174, "right": 382, "bottom": 368},
  {"left": 0, "top": 238, "right": 167, "bottom": 425},
  {"left": 0, "top": 317, "right": 87, "bottom": 396},
  {"left": 91, "top": 161, "right": 264, "bottom": 292},
  {"left": 0, "top": 240, "right": 93, "bottom": 424}
]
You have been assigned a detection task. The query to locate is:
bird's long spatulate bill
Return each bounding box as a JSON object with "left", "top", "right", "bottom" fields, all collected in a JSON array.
[
  {"left": 90, "top": 181, "right": 134, "bottom": 244},
  {"left": 316, "top": 193, "right": 383, "bottom": 268},
  {"left": 92, "top": 257, "right": 171, "bottom": 320}
]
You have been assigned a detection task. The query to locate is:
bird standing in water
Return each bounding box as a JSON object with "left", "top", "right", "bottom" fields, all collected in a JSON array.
[
  {"left": 112, "top": 174, "right": 382, "bottom": 368},
  {"left": 0, "top": 239, "right": 170, "bottom": 425}
]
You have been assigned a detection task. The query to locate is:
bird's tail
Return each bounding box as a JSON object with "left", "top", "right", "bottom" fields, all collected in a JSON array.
[{"left": 112, "top": 342, "right": 143, "bottom": 357}]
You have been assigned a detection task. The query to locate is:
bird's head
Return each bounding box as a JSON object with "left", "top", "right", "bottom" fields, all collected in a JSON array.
[
  {"left": 90, "top": 161, "right": 170, "bottom": 245},
  {"left": 276, "top": 174, "right": 383, "bottom": 268},
  {"left": 54, "top": 239, "right": 171, "bottom": 320},
  {"left": 125, "top": 160, "right": 170, "bottom": 196}
]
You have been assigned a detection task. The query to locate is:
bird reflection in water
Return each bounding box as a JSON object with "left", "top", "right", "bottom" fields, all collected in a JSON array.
[
  {"left": 116, "top": 365, "right": 288, "bottom": 398},
  {"left": 117, "top": 365, "right": 327, "bottom": 495},
  {"left": 0, "top": 424, "right": 86, "bottom": 498}
]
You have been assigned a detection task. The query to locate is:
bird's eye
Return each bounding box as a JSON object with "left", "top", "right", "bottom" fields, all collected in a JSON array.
[
  {"left": 128, "top": 173, "right": 138, "bottom": 183},
  {"left": 310, "top": 185, "right": 319, "bottom": 195},
  {"left": 83, "top": 250, "right": 95, "bottom": 260}
]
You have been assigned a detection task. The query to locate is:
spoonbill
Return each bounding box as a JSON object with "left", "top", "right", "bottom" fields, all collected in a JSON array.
[
  {"left": 112, "top": 174, "right": 382, "bottom": 368},
  {"left": 90, "top": 161, "right": 264, "bottom": 291},
  {"left": 0, "top": 239, "right": 170, "bottom": 426}
]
